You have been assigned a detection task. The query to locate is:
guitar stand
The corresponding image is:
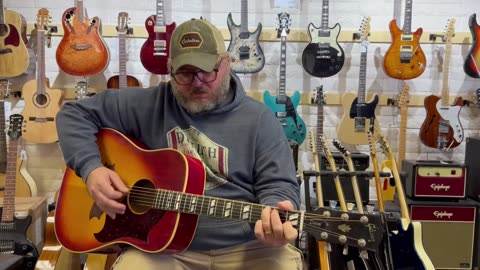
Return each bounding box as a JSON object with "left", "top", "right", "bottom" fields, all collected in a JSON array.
[
  {"left": 303, "top": 169, "right": 391, "bottom": 178},
  {"left": 289, "top": 141, "right": 299, "bottom": 172}
]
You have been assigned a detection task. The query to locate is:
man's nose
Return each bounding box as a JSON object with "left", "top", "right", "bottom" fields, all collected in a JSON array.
[{"left": 191, "top": 75, "right": 204, "bottom": 87}]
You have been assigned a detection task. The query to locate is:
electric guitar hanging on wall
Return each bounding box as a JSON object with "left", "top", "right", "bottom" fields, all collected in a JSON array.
[
  {"left": 22, "top": 8, "right": 64, "bottom": 144},
  {"left": 383, "top": 0, "right": 426, "bottom": 80},
  {"left": 107, "top": 12, "right": 141, "bottom": 89},
  {"left": 140, "top": 0, "right": 176, "bottom": 75},
  {"left": 56, "top": 0, "right": 110, "bottom": 76},
  {"left": 0, "top": 0, "right": 30, "bottom": 77},
  {"left": 464, "top": 13, "right": 480, "bottom": 78},
  {"left": 420, "top": 19, "right": 463, "bottom": 150},
  {"left": 54, "top": 128, "right": 384, "bottom": 254},
  {"left": 263, "top": 12, "right": 306, "bottom": 145},
  {"left": 301, "top": 0, "right": 344, "bottom": 78},
  {"left": 0, "top": 114, "right": 39, "bottom": 270},
  {"left": 227, "top": 0, "right": 265, "bottom": 73},
  {"left": 337, "top": 17, "right": 379, "bottom": 145}
]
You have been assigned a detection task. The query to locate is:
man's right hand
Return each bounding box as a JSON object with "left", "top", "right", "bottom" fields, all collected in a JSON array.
[{"left": 86, "top": 167, "right": 130, "bottom": 219}]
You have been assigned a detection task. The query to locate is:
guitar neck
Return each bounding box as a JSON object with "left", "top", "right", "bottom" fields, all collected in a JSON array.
[
  {"left": 0, "top": 101, "right": 6, "bottom": 173},
  {"left": 76, "top": 0, "right": 84, "bottom": 22},
  {"left": 398, "top": 106, "right": 408, "bottom": 169},
  {"left": 341, "top": 151, "right": 364, "bottom": 213},
  {"left": 0, "top": 0, "right": 4, "bottom": 25},
  {"left": 240, "top": 0, "right": 248, "bottom": 33},
  {"left": 320, "top": 0, "right": 329, "bottom": 29},
  {"left": 155, "top": 0, "right": 166, "bottom": 28},
  {"left": 357, "top": 51, "right": 367, "bottom": 105},
  {"left": 151, "top": 188, "right": 301, "bottom": 226},
  {"left": 370, "top": 152, "right": 385, "bottom": 212},
  {"left": 402, "top": 0, "right": 413, "bottom": 34},
  {"left": 387, "top": 151, "right": 410, "bottom": 221},
  {"left": 441, "top": 37, "right": 452, "bottom": 106},
  {"left": 36, "top": 29, "right": 47, "bottom": 95},
  {"left": 278, "top": 35, "right": 287, "bottom": 103},
  {"left": 118, "top": 32, "right": 128, "bottom": 89},
  {"left": 1, "top": 139, "right": 18, "bottom": 223}
]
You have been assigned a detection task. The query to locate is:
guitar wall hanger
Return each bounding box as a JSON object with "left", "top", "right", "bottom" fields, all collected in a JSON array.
[
  {"left": 429, "top": 32, "right": 455, "bottom": 42},
  {"left": 303, "top": 170, "right": 391, "bottom": 179}
]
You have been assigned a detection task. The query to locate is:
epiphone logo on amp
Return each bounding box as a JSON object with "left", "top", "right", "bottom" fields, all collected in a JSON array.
[
  {"left": 433, "top": 211, "right": 454, "bottom": 219},
  {"left": 430, "top": 183, "right": 451, "bottom": 191}
]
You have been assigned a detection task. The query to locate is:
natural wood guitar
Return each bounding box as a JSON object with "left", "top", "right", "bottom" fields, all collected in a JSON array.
[
  {"left": 55, "top": 128, "right": 383, "bottom": 254},
  {"left": 0, "top": 0, "right": 30, "bottom": 77},
  {"left": 337, "top": 17, "right": 379, "bottom": 145},
  {"left": 383, "top": 0, "right": 426, "bottom": 80},
  {"left": 107, "top": 12, "right": 141, "bottom": 89},
  {"left": 56, "top": 0, "right": 109, "bottom": 76},
  {"left": 139, "top": 0, "right": 176, "bottom": 75},
  {"left": 419, "top": 19, "right": 463, "bottom": 150},
  {"left": 22, "top": 9, "right": 64, "bottom": 144}
]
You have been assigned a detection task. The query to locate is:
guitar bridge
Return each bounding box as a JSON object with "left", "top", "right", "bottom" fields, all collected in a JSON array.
[
  {"left": 400, "top": 45, "right": 413, "bottom": 63},
  {"left": 354, "top": 117, "right": 366, "bottom": 132}
]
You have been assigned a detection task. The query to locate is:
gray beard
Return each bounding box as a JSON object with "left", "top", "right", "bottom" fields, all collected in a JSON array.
[{"left": 172, "top": 71, "right": 231, "bottom": 115}]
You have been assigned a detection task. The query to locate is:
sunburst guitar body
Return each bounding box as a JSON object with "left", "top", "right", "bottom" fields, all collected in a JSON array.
[{"left": 464, "top": 13, "right": 480, "bottom": 78}]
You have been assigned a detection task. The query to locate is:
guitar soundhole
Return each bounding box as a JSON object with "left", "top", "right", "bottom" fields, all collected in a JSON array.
[
  {"left": 34, "top": 93, "right": 49, "bottom": 107},
  {"left": 129, "top": 179, "right": 155, "bottom": 213},
  {"left": 0, "top": 24, "right": 8, "bottom": 37}
]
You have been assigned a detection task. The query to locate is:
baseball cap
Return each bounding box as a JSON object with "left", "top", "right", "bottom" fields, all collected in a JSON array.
[{"left": 170, "top": 18, "right": 226, "bottom": 73}]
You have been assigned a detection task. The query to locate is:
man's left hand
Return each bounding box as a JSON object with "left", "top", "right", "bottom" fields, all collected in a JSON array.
[{"left": 254, "top": 200, "right": 298, "bottom": 246}]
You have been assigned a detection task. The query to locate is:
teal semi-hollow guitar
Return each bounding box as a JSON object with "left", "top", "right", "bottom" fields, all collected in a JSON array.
[{"left": 263, "top": 12, "right": 306, "bottom": 145}]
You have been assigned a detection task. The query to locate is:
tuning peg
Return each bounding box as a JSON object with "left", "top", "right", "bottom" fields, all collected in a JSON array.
[
  {"left": 325, "top": 242, "right": 332, "bottom": 252},
  {"left": 359, "top": 250, "right": 369, "bottom": 260},
  {"left": 343, "top": 245, "right": 349, "bottom": 255}
]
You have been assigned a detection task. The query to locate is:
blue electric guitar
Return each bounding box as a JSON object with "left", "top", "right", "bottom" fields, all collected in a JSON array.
[{"left": 263, "top": 12, "right": 306, "bottom": 145}]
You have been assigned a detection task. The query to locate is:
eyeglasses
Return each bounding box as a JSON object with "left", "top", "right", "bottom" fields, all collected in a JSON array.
[{"left": 171, "top": 58, "right": 223, "bottom": 85}]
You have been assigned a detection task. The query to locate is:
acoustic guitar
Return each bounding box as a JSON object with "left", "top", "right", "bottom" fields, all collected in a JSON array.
[
  {"left": 22, "top": 8, "right": 64, "bottom": 144},
  {"left": 54, "top": 128, "right": 384, "bottom": 254},
  {"left": 383, "top": 0, "right": 426, "bottom": 80},
  {"left": 337, "top": 17, "right": 379, "bottom": 145},
  {"left": 0, "top": 0, "right": 30, "bottom": 77},
  {"left": 301, "top": 0, "right": 344, "bottom": 78},
  {"left": 56, "top": 0, "right": 109, "bottom": 76},
  {"left": 227, "top": 0, "right": 265, "bottom": 74},
  {"left": 0, "top": 114, "right": 39, "bottom": 269},
  {"left": 464, "top": 13, "right": 480, "bottom": 78},
  {"left": 263, "top": 12, "right": 306, "bottom": 145},
  {"left": 419, "top": 19, "right": 463, "bottom": 150},
  {"left": 378, "top": 135, "right": 435, "bottom": 269},
  {"left": 139, "top": 0, "right": 176, "bottom": 75},
  {"left": 107, "top": 12, "right": 141, "bottom": 89}
]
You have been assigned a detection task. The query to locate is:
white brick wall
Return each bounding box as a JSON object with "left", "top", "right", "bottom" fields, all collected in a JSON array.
[{"left": 5, "top": 0, "right": 480, "bottom": 199}]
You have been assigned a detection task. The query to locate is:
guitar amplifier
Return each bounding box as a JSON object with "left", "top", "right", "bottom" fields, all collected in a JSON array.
[
  {"left": 402, "top": 160, "right": 466, "bottom": 200},
  {"left": 465, "top": 137, "right": 480, "bottom": 202},
  {"left": 318, "top": 152, "right": 370, "bottom": 204},
  {"left": 408, "top": 198, "right": 479, "bottom": 269}
]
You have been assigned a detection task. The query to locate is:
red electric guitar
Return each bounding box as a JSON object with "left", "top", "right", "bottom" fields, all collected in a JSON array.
[{"left": 139, "top": 0, "right": 176, "bottom": 74}]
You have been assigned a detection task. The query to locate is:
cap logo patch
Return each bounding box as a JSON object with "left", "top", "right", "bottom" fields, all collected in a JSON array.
[{"left": 179, "top": 32, "right": 203, "bottom": 49}]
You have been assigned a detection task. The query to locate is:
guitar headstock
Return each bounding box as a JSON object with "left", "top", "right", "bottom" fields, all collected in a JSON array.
[
  {"left": 276, "top": 12, "right": 291, "bottom": 38},
  {"left": 443, "top": 18, "right": 456, "bottom": 42},
  {"left": 304, "top": 207, "right": 384, "bottom": 252},
  {"left": 117, "top": 12, "right": 130, "bottom": 34},
  {"left": 36, "top": 8, "right": 51, "bottom": 31},
  {"left": 0, "top": 79, "right": 10, "bottom": 100},
  {"left": 368, "top": 131, "right": 377, "bottom": 158},
  {"left": 311, "top": 85, "right": 325, "bottom": 106},
  {"left": 332, "top": 139, "right": 350, "bottom": 159},
  {"left": 398, "top": 84, "right": 410, "bottom": 109},
  {"left": 75, "top": 81, "right": 89, "bottom": 100},
  {"left": 319, "top": 135, "right": 336, "bottom": 170},
  {"left": 8, "top": 114, "right": 24, "bottom": 141},
  {"left": 358, "top": 16, "right": 371, "bottom": 43},
  {"left": 309, "top": 130, "right": 317, "bottom": 155},
  {"left": 378, "top": 135, "right": 394, "bottom": 161}
]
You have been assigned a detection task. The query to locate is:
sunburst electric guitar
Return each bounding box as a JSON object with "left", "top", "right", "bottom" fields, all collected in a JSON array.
[
  {"left": 464, "top": 13, "right": 480, "bottom": 78},
  {"left": 383, "top": 0, "right": 426, "bottom": 80},
  {"left": 337, "top": 17, "right": 379, "bottom": 145},
  {"left": 227, "top": 0, "right": 265, "bottom": 74},
  {"left": 54, "top": 128, "right": 383, "bottom": 255},
  {"left": 56, "top": 0, "right": 109, "bottom": 76},
  {"left": 301, "top": 0, "right": 344, "bottom": 78},
  {"left": 0, "top": 0, "right": 30, "bottom": 77},
  {"left": 420, "top": 19, "right": 463, "bottom": 150},
  {"left": 263, "top": 12, "right": 306, "bottom": 145},
  {"left": 22, "top": 8, "right": 64, "bottom": 144},
  {"left": 140, "top": 0, "right": 176, "bottom": 75}
]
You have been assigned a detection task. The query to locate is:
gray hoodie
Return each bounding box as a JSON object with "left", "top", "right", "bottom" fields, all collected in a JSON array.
[{"left": 56, "top": 72, "right": 300, "bottom": 250}]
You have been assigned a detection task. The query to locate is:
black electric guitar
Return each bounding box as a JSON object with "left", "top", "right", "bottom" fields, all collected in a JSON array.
[
  {"left": 263, "top": 12, "right": 306, "bottom": 145},
  {"left": 227, "top": 0, "right": 265, "bottom": 73},
  {"left": 0, "top": 114, "right": 39, "bottom": 269},
  {"left": 301, "top": 0, "right": 344, "bottom": 77}
]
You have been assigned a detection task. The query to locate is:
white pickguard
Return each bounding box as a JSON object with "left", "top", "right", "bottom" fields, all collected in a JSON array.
[
  {"left": 308, "top": 23, "right": 343, "bottom": 57},
  {"left": 435, "top": 100, "right": 463, "bottom": 143}
]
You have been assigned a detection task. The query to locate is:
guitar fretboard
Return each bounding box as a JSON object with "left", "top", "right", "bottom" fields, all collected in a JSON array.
[
  {"left": 441, "top": 22, "right": 454, "bottom": 107},
  {"left": 1, "top": 138, "right": 18, "bottom": 223},
  {"left": 76, "top": 0, "right": 84, "bottom": 23},
  {"left": 357, "top": 50, "right": 368, "bottom": 105},
  {"left": 0, "top": 101, "right": 6, "bottom": 173},
  {"left": 0, "top": 0, "right": 4, "bottom": 25},
  {"left": 278, "top": 35, "right": 287, "bottom": 104},
  {"left": 320, "top": 0, "right": 330, "bottom": 29},
  {"left": 147, "top": 188, "right": 300, "bottom": 227},
  {"left": 240, "top": 0, "right": 248, "bottom": 33},
  {"left": 118, "top": 32, "right": 128, "bottom": 89},
  {"left": 155, "top": 0, "right": 166, "bottom": 27},
  {"left": 36, "top": 29, "right": 47, "bottom": 95},
  {"left": 402, "top": 0, "right": 413, "bottom": 34}
]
